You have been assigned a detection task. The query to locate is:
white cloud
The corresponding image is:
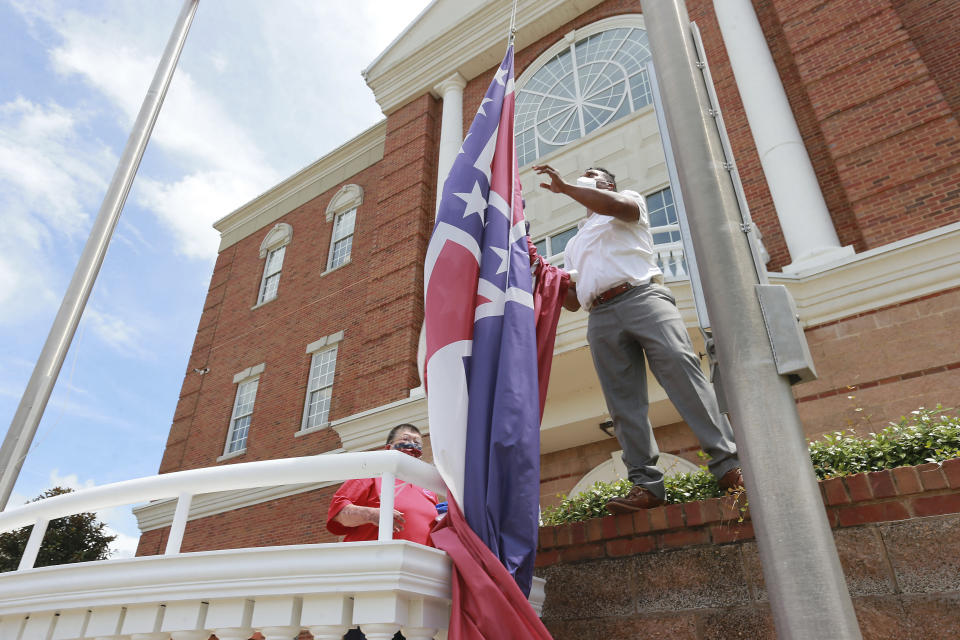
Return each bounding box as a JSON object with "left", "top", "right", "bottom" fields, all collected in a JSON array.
[
  {"left": 0, "top": 97, "right": 115, "bottom": 324},
  {"left": 48, "top": 468, "right": 96, "bottom": 491},
  {"left": 83, "top": 307, "right": 150, "bottom": 358},
  {"left": 134, "top": 170, "right": 262, "bottom": 260},
  {"left": 106, "top": 526, "right": 140, "bottom": 559}
]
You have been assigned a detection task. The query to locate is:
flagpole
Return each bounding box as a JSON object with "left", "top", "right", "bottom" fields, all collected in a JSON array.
[
  {"left": 508, "top": 0, "right": 519, "bottom": 45},
  {"left": 0, "top": 0, "right": 201, "bottom": 511}
]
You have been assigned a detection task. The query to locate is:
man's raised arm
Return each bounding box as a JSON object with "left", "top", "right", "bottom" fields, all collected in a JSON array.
[{"left": 532, "top": 164, "right": 640, "bottom": 222}]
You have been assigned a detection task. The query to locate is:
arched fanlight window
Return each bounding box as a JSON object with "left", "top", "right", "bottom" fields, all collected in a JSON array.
[{"left": 515, "top": 24, "right": 654, "bottom": 165}]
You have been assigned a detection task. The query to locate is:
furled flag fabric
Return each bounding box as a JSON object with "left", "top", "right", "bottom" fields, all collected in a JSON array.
[{"left": 423, "top": 42, "right": 545, "bottom": 605}]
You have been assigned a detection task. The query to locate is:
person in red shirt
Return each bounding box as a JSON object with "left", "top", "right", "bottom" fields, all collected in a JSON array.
[{"left": 326, "top": 424, "right": 440, "bottom": 544}]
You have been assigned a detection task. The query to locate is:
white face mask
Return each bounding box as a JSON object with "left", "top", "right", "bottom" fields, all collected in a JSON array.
[{"left": 576, "top": 176, "right": 597, "bottom": 189}]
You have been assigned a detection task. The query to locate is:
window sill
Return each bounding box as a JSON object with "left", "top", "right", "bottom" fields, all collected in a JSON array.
[
  {"left": 217, "top": 449, "right": 247, "bottom": 462},
  {"left": 321, "top": 259, "right": 351, "bottom": 277},
  {"left": 251, "top": 296, "right": 276, "bottom": 311},
  {"left": 295, "top": 422, "right": 330, "bottom": 438}
]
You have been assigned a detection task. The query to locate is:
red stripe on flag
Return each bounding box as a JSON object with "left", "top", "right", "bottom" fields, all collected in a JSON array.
[{"left": 430, "top": 498, "right": 553, "bottom": 640}]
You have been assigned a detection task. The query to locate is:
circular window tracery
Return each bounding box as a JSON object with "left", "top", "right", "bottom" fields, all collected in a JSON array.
[{"left": 516, "top": 26, "right": 654, "bottom": 165}]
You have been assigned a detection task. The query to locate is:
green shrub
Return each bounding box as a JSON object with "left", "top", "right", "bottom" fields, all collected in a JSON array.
[
  {"left": 541, "top": 405, "right": 960, "bottom": 526},
  {"left": 808, "top": 405, "right": 960, "bottom": 479}
]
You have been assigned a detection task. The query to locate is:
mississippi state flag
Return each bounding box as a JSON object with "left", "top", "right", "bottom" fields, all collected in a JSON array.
[{"left": 424, "top": 43, "right": 544, "bottom": 605}]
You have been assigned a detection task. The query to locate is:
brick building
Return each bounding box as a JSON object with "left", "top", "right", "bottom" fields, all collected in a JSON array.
[{"left": 134, "top": 0, "right": 960, "bottom": 555}]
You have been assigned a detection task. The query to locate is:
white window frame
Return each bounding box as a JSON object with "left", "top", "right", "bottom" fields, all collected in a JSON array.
[
  {"left": 514, "top": 15, "right": 652, "bottom": 166},
  {"left": 533, "top": 224, "right": 580, "bottom": 268},
  {"left": 220, "top": 362, "right": 265, "bottom": 460},
  {"left": 254, "top": 223, "right": 292, "bottom": 308},
  {"left": 327, "top": 208, "right": 356, "bottom": 271},
  {"left": 297, "top": 331, "right": 345, "bottom": 436},
  {"left": 324, "top": 184, "right": 363, "bottom": 274}
]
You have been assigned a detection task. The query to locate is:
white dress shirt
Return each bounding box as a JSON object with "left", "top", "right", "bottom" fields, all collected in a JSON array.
[{"left": 563, "top": 189, "right": 663, "bottom": 310}]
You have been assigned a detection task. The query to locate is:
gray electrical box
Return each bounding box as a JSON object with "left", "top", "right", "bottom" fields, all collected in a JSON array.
[{"left": 755, "top": 284, "right": 817, "bottom": 385}]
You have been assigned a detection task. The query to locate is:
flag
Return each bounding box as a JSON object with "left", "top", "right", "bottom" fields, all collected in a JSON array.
[{"left": 424, "top": 42, "right": 544, "bottom": 605}]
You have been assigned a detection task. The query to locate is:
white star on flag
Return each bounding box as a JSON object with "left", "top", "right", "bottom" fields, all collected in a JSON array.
[{"left": 455, "top": 181, "right": 488, "bottom": 223}]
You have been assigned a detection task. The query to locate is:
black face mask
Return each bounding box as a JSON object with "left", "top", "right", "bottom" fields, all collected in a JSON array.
[{"left": 392, "top": 441, "right": 423, "bottom": 458}]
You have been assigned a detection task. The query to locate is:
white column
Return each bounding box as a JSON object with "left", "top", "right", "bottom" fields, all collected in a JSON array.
[
  {"left": 434, "top": 72, "right": 467, "bottom": 213},
  {"left": 713, "top": 0, "right": 854, "bottom": 274}
]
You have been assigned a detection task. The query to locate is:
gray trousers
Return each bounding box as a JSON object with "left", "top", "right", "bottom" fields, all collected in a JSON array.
[{"left": 586, "top": 282, "right": 739, "bottom": 498}]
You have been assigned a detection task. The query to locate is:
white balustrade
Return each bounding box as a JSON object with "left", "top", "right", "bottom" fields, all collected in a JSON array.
[{"left": 0, "top": 451, "right": 546, "bottom": 640}]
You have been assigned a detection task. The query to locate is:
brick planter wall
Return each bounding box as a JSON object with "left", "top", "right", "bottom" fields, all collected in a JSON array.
[{"left": 535, "top": 459, "right": 960, "bottom": 639}]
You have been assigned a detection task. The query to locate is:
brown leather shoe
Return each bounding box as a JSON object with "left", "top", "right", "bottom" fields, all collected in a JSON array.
[
  {"left": 718, "top": 467, "right": 745, "bottom": 492},
  {"left": 606, "top": 484, "right": 665, "bottom": 514}
]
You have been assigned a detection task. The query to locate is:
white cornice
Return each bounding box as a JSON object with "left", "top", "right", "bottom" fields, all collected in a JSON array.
[
  {"left": 0, "top": 542, "right": 452, "bottom": 616},
  {"left": 331, "top": 395, "right": 429, "bottom": 453},
  {"left": 364, "top": 0, "right": 605, "bottom": 115},
  {"left": 770, "top": 221, "right": 960, "bottom": 326},
  {"left": 213, "top": 121, "right": 387, "bottom": 251}
]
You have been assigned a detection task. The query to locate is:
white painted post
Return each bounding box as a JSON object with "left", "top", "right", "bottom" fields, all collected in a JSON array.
[
  {"left": 712, "top": 0, "right": 854, "bottom": 274},
  {"left": 378, "top": 472, "right": 396, "bottom": 542},
  {"left": 164, "top": 492, "right": 193, "bottom": 554},
  {"left": 17, "top": 517, "right": 49, "bottom": 571},
  {"left": 434, "top": 73, "right": 467, "bottom": 212}
]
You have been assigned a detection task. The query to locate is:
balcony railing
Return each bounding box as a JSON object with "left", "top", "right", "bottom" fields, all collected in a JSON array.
[{"left": 0, "top": 451, "right": 545, "bottom": 640}]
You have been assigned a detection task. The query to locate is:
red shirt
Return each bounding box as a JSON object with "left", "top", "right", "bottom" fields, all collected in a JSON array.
[{"left": 326, "top": 477, "right": 440, "bottom": 544}]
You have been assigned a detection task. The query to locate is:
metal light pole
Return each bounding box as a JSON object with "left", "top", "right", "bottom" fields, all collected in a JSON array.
[
  {"left": 638, "top": 1, "right": 862, "bottom": 638},
  {"left": 0, "top": 0, "right": 201, "bottom": 510}
]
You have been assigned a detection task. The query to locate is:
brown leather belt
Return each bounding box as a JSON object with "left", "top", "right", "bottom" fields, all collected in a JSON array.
[{"left": 593, "top": 282, "right": 633, "bottom": 307}]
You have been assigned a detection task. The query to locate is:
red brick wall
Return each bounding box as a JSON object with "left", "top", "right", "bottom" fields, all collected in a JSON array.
[
  {"left": 892, "top": 0, "right": 960, "bottom": 119},
  {"left": 158, "top": 95, "right": 440, "bottom": 475},
  {"left": 536, "top": 458, "right": 960, "bottom": 639},
  {"left": 762, "top": 0, "right": 960, "bottom": 251},
  {"left": 465, "top": 0, "right": 960, "bottom": 271},
  {"left": 794, "top": 287, "right": 960, "bottom": 440}
]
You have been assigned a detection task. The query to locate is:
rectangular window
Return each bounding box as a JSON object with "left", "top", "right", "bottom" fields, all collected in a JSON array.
[
  {"left": 258, "top": 245, "right": 286, "bottom": 304},
  {"left": 647, "top": 187, "right": 681, "bottom": 245},
  {"left": 328, "top": 208, "right": 356, "bottom": 270},
  {"left": 534, "top": 224, "right": 579, "bottom": 268},
  {"left": 226, "top": 377, "right": 259, "bottom": 454},
  {"left": 302, "top": 345, "right": 338, "bottom": 430}
]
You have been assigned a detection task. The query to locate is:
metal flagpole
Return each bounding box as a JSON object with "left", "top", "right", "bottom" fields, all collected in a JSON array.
[
  {"left": 638, "top": 1, "right": 862, "bottom": 638},
  {"left": 0, "top": 0, "right": 201, "bottom": 510}
]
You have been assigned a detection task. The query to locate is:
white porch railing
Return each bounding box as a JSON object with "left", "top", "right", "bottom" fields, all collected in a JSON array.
[{"left": 0, "top": 451, "right": 546, "bottom": 640}]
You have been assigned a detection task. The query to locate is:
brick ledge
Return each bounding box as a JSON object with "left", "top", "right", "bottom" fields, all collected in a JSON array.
[{"left": 536, "top": 458, "right": 960, "bottom": 567}]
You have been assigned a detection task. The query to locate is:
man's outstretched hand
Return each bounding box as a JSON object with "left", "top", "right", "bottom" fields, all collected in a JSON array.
[{"left": 533, "top": 164, "right": 568, "bottom": 194}]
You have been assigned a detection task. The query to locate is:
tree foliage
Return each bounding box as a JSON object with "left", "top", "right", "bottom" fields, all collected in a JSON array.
[{"left": 0, "top": 487, "right": 116, "bottom": 573}]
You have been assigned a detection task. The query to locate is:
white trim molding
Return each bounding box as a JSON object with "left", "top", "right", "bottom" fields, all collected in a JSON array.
[
  {"left": 258, "top": 223, "right": 293, "bottom": 258},
  {"left": 306, "top": 331, "right": 345, "bottom": 354},
  {"left": 325, "top": 184, "right": 364, "bottom": 223},
  {"left": 363, "top": 0, "right": 606, "bottom": 115},
  {"left": 233, "top": 362, "right": 266, "bottom": 384},
  {"left": 213, "top": 121, "right": 385, "bottom": 252}
]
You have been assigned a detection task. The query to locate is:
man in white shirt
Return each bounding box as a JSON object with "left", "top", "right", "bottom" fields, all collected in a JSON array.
[{"left": 532, "top": 164, "right": 743, "bottom": 512}]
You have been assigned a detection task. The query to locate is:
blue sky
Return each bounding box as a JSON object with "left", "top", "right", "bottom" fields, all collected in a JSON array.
[{"left": 0, "top": 0, "right": 431, "bottom": 556}]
